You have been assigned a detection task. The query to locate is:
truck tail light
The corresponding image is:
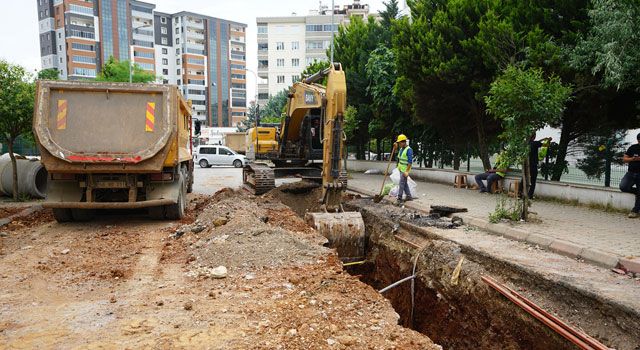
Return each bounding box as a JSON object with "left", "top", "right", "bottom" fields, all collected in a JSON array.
[
  {"left": 149, "top": 172, "right": 173, "bottom": 181},
  {"left": 51, "top": 173, "right": 75, "bottom": 180}
]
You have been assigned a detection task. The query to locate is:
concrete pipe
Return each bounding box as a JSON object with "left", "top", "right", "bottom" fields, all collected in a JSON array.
[{"left": 0, "top": 157, "right": 48, "bottom": 199}]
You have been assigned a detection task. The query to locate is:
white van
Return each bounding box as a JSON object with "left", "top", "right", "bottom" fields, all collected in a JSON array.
[{"left": 194, "top": 145, "right": 248, "bottom": 168}]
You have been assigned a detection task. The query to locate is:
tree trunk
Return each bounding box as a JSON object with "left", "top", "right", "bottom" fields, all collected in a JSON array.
[
  {"left": 7, "top": 139, "right": 18, "bottom": 201},
  {"left": 376, "top": 139, "right": 382, "bottom": 161},
  {"left": 471, "top": 100, "right": 491, "bottom": 170},
  {"left": 552, "top": 123, "right": 573, "bottom": 181},
  {"left": 522, "top": 158, "right": 529, "bottom": 221},
  {"left": 453, "top": 149, "right": 461, "bottom": 171}
]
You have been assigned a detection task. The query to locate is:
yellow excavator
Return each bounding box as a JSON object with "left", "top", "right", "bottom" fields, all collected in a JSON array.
[{"left": 243, "top": 63, "right": 364, "bottom": 259}]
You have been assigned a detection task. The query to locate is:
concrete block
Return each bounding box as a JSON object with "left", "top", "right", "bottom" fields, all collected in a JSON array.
[
  {"left": 549, "top": 240, "right": 584, "bottom": 259},
  {"left": 618, "top": 257, "right": 640, "bottom": 274},
  {"left": 526, "top": 233, "right": 554, "bottom": 248},
  {"left": 485, "top": 223, "right": 510, "bottom": 236},
  {"left": 579, "top": 248, "right": 620, "bottom": 268},
  {"left": 466, "top": 217, "right": 488, "bottom": 230},
  {"left": 501, "top": 228, "right": 530, "bottom": 242}
]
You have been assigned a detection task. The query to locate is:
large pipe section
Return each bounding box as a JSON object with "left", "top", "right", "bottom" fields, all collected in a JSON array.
[{"left": 0, "top": 157, "right": 48, "bottom": 199}]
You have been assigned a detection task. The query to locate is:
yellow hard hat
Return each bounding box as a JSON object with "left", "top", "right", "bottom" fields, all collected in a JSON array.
[{"left": 396, "top": 134, "right": 407, "bottom": 143}]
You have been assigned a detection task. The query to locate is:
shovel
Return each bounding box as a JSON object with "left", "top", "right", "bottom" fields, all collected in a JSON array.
[{"left": 374, "top": 143, "right": 398, "bottom": 203}]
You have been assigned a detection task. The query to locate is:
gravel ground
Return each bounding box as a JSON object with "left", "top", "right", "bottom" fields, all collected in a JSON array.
[{"left": 0, "top": 173, "right": 439, "bottom": 349}]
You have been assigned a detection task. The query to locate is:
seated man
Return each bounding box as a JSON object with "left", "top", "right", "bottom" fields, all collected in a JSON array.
[{"left": 475, "top": 152, "right": 509, "bottom": 194}]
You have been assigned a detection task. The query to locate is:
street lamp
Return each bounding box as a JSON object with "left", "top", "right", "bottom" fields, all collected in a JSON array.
[{"left": 130, "top": 23, "right": 153, "bottom": 83}]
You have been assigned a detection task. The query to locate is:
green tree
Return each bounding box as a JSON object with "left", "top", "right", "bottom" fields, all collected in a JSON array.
[
  {"left": 334, "top": 15, "right": 382, "bottom": 158},
  {"left": 37, "top": 68, "right": 60, "bottom": 80},
  {"left": 0, "top": 60, "right": 36, "bottom": 200},
  {"left": 571, "top": 0, "right": 640, "bottom": 90},
  {"left": 575, "top": 130, "right": 627, "bottom": 184},
  {"left": 237, "top": 101, "right": 259, "bottom": 132},
  {"left": 261, "top": 89, "right": 289, "bottom": 123},
  {"left": 485, "top": 65, "right": 572, "bottom": 220},
  {"left": 301, "top": 59, "right": 331, "bottom": 85},
  {"left": 96, "top": 56, "right": 155, "bottom": 83}
]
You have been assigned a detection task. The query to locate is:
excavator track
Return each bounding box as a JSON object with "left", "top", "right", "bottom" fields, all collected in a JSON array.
[{"left": 243, "top": 163, "right": 275, "bottom": 195}]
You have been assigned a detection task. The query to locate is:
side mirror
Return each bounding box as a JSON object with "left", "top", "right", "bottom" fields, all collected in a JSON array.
[{"left": 194, "top": 120, "right": 201, "bottom": 136}]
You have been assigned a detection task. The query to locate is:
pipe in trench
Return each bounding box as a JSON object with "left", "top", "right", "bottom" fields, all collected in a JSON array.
[{"left": 0, "top": 157, "right": 48, "bottom": 198}]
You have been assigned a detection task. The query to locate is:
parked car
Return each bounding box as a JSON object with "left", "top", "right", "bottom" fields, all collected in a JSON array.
[{"left": 194, "top": 145, "right": 248, "bottom": 168}]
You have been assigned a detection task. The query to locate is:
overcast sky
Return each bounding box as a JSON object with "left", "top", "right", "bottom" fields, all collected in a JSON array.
[{"left": 0, "top": 0, "right": 393, "bottom": 99}]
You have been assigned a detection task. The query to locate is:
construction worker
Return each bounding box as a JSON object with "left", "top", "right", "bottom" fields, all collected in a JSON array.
[{"left": 396, "top": 134, "right": 413, "bottom": 204}]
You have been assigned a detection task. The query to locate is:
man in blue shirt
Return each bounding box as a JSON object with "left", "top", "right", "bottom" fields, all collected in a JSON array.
[{"left": 396, "top": 134, "right": 413, "bottom": 204}]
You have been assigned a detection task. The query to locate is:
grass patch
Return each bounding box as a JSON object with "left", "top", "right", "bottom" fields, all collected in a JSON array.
[{"left": 489, "top": 195, "right": 523, "bottom": 223}]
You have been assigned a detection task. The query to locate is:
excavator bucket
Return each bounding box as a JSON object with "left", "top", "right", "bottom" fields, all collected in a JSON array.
[{"left": 305, "top": 211, "right": 365, "bottom": 260}]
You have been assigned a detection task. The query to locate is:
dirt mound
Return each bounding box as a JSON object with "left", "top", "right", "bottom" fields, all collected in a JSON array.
[{"left": 178, "top": 189, "right": 327, "bottom": 275}]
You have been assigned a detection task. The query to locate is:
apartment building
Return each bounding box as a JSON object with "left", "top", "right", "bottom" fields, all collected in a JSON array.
[
  {"left": 36, "top": 0, "right": 247, "bottom": 127},
  {"left": 256, "top": 0, "right": 371, "bottom": 105}
]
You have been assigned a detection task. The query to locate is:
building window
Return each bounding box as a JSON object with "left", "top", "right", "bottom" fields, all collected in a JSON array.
[
  {"left": 258, "top": 92, "right": 269, "bottom": 100},
  {"left": 163, "top": 79, "right": 169, "bottom": 84},
  {"left": 231, "top": 64, "right": 245, "bottom": 70},
  {"left": 72, "top": 55, "right": 96, "bottom": 64},
  {"left": 176, "top": 58, "right": 181, "bottom": 65},
  {"left": 176, "top": 48, "right": 180, "bottom": 54},
  {"left": 292, "top": 75, "right": 300, "bottom": 83},
  {"left": 258, "top": 60, "right": 268, "bottom": 68},
  {"left": 187, "top": 58, "right": 205, "bottom": 65},
  {"left": 161, "top": 16, "right": 167, "bottom": 24},
  {"left": 277, "top": 58, "right": 284, "bottom": 67},
  {"left": 292, "top": 58, "right": 299, "bottom": 67},
  {"left": 257, "top": 24, "right": 267, "bottom": 34},
  {"left": 161, "top": 37, "right": 168, "bottom": 45},
  {"left": 276, "top": 42, "right": 284, "bottom": 50},
  {"left": 292, "top": 41, "right": 299, "bottom": 50},
  {"left": 161, "top": 27, "right": 167, "bottom": 34},
  {"left": 175, "top": 27, "right": 180, "bottom": 34},
  {"left": 58, "top": 32, "right": 61, "bottom": 39},
  {"left": 231, "top": 74, "right": 245, "bottom": 80},
  {"left": 162, "top": 48, "right": 168, "bottom": 54},
  {"left": 162, "top": 58, "right": 168, "bottom": 65},
  {"left": 138, "top": 62, "right": 154, "bottom": 71},
  {"left": 177, "top": 79, "right": 181, "bottom": 85},
  {"left": 72, "top": 43, "right": 95, "bottom": 51},
  {"left": 258, "top": 43, "right": 268, "bottom": 51},
  {"left": 176, "top": 38, "right": 180, "bottom": 44},
  {"left": 277, "top": 75, "right": 285, "bottom": 84},
  {"left": 72, "top": 68, "right": 96, "bottom": 77},
  {"left": 69, "top": 4, "right": 93, "bottom": 16},
  {"left": 163, "top": 68, "right": 169, "bottom": 75},
  {"left": 134, "top": 51, "right": 154, "bottom": 58},
  {"left": 177, "top": 69, "right": 181, "bottom": 75},
  {"left": 306, "top": 40, "right": 324, "bottom": 50}
]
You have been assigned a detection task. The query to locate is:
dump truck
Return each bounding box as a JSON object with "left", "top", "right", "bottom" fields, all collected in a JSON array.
[
  {"left": 33, "top": 81, "right": 194, "bottom": 222},
  {"left": 223, "top": 132, "right": 246, "bottom": 154}
]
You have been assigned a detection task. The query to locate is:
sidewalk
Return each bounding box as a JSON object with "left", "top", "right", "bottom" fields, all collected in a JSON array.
[{"left": 348, "top": 172, "right": 639, "bottom": 272}]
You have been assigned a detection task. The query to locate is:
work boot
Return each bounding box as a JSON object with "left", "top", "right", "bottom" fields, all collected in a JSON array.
[
  {"left": 404, "top": 196, "right": 414, "bottom": 202},
  {"left": 629, "top": 212, "right": 639, "bottom": 219},
  {"left": 396, "top": 198, "right": 404, "bottom": 206}
]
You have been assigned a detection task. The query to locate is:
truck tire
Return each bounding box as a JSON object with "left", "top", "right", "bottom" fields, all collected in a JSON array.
[
  {"left": 52, "top": 208, "right": 73, "bottom": 223},
  {"left": 71, "top": 209, "right": 94, "bottom": 222},
  {"left": 233, "top": 159, "right": 243, "bottom": 168},
  {"left": 199, "top": 159, "right": 209, "bottom": 168},
  {"left": 165, "top": 187, "right": 185, "bottom": 220}
]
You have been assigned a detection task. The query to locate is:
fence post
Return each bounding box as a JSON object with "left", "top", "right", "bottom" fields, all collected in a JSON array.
[
  {"left": 544, "top": 153, "right": 550, "bottom": 181},
  {"left": 604, "top": 138, "right": 613, "bottom": 187}
]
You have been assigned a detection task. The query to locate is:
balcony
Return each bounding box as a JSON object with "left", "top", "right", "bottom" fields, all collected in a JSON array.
[
  {"left": 187, "top": 31, "right": 205, "bottom": 40},
  {"left": 186, "top": 18, "right": 204, "bottom": 29},
  {"left": 131, "top": 10, "right": 153, "bottom": 20}
]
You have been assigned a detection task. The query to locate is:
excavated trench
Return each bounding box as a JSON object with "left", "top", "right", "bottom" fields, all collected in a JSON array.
[{"left": 271, "top": 184, "right": 638, "bottom": 350}]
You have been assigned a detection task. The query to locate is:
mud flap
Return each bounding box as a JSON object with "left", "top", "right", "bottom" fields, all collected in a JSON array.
[
  {"left": 305, "top": 211, "right": 366, "bottom": 260},
  {"left": 45, "top": 180, "right": 83, "bottom": 204},
  {"left": 147, "top": 180, "right": 181, "bottom": 203}
]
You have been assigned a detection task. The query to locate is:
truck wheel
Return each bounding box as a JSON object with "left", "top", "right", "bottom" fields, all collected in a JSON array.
[
  {"left": 165, "top": 189, "right": 185, "bottom": 220},
  {"left": 149, "top": 206, "right": 165, "bottom": 220},
  {"left": 71, "top": 209, "right": 94, "bottom": 222},
  {"left": 52, "top": 208, "right": 73, "bottom": 223},
  {"left": 186, "top": 165, "right": 194, "bottom": 193},
  {"left": 233, "top": 159, "right": 242, "bottom": 168},
  {"left": 199, "top": 159, "right": 209, "bottom": 168}
]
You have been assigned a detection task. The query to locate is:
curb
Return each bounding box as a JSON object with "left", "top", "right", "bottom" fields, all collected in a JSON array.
[
  {"left": 0, "top": 204, "right": 44, "bottom": 229},
  {"left": 347, "top": 185, "right": 635, "bottom": 274}
]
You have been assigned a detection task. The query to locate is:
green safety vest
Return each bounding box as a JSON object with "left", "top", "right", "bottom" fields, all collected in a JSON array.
[{"left": 397, "top": 147, "right": 411, "bottom": 173}]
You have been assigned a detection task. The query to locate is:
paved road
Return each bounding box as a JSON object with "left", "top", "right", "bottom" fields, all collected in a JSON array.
[
  {"left": 192, "top": 166, "right": 299, "bottom": 195},
  {"left": 349, "top": 172, "right": 639, "bottom": 258}
]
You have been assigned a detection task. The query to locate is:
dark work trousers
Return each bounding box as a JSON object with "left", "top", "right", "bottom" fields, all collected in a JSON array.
[
  {"left": 397, "top": 172, "right": 412, "bottom": 200},
  {"left": 475, "top": 172, "right": 502, "bottom": 193},
  {"left": 619, "top": 172, "right": 640, "bottom": 213},
  {"left": 528, "top": 167, "right": 539, "bottom": 199}
]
